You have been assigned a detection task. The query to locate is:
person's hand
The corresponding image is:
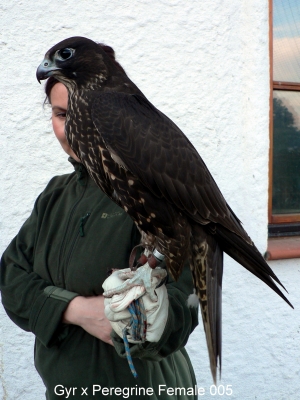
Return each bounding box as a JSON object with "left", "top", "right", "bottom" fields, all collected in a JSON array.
[
  {"left": 102, "top": 269, "right": 169, "bottom": 343},
  {"left": 62, "top": 295, "right": 113, "bottom": 346}
]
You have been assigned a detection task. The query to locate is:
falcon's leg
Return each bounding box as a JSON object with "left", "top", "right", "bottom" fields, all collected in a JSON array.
[{"left": 103, "top": 250, "right": 167, "bottom": 302}]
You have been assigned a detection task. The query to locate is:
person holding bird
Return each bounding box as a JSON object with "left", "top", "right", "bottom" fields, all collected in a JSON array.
[
  {"left": 0, "top": 43, "right": 199, "bottom": 400},
  {"left": 2, "top": 36, "right": 292, "bottom": 399}
]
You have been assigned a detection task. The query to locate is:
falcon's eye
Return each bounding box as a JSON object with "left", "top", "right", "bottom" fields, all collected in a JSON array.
[{"left": 56, "top": 48, "right": 75, "bottom": 61}]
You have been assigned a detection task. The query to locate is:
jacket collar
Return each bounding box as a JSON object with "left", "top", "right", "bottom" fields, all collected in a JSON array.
[{"left": 68, "top": 157, "right": 88, "bottom": 186}]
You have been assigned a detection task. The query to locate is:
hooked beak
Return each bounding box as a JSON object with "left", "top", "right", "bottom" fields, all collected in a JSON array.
[{"left": 36, "top": 58, "right": 61, "bottom": 83}]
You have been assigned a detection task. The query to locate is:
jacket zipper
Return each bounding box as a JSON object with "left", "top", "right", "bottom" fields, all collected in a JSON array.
[
  {"left": 57, "top": 185, "right": 87, "bottom": 284},
  {"left": 64, "top": 212, "right": 91, "bottom": 280},
  {"left": 79, "top": 212, "right": 91, "bottom": 237}
]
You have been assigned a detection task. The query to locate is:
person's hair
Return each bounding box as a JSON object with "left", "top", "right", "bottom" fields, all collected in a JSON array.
[{"left": 44, "top": 42, "right": 126, "bottom": 103}]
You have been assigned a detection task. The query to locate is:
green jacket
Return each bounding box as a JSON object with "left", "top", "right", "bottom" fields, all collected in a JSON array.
[{"left": 1, "top": 159, "right": 198, "bottom": 400}]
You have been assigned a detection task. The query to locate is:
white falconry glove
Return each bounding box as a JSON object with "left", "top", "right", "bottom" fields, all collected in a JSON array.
[{"left": 102, "top": 268, "right": 169, "bottom": 343}]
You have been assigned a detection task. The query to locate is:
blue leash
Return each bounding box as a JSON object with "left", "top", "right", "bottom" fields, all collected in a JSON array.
[{"left": 122, "top": 298, "right": 147, "bottom": 378}]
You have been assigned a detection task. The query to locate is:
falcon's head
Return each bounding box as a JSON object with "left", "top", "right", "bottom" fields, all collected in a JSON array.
[{"left": 36, "top": 36, "right": 122, "bottom": 91}]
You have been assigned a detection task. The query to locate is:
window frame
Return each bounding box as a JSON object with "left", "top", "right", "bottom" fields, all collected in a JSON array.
[{"left": 268, "top": 0, "right": 300, "bottom": 227}]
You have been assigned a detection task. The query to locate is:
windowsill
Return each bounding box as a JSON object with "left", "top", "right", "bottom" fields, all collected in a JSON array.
[{"left": 265, "top": 236, "right": 300, "bottom": 260}]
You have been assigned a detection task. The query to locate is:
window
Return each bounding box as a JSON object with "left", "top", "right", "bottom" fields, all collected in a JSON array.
[{"left": 269, "top": 0, "right": 300, "bottom": 237}]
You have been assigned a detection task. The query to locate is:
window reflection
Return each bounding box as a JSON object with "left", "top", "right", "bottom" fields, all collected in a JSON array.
[
  {"left": 272, "top": 91, "right": 300, "bottom": 214},
  {"left": 273, "top": 0, "right": 300, "bottom": 83}
]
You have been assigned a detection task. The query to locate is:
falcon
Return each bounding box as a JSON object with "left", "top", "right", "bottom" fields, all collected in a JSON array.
[{"left": 36, "top": 37, "right": 293, "bottom": 381}]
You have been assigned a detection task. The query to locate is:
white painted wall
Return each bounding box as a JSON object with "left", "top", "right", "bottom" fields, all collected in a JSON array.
[{"left": 0, "top": 1, "right": 299, "bottom": 399}]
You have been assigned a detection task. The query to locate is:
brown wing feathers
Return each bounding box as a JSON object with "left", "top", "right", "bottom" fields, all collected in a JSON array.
[{"left": 90, "top": 91, "right": 293, "bottom": 383}]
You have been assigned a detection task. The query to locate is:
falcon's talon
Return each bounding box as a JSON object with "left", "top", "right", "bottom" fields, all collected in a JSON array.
[
  {"left": 155, "top": 272, "right": 168, "bottom": 289},
  {"left": 103, "top": 262, "right": 167, "bottom": 302},
  {"left": 118, "top": 270, "right": 137, "bottom": 280}
]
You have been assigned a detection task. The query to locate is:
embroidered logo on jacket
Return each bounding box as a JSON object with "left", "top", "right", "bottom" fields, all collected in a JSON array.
[{"left": 101, "top": 211, "right": 123, "bottom": 219}]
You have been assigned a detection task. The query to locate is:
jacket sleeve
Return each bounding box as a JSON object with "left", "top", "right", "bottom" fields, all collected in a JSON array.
[
  {"left": 111, "top": 261, "right": 199, "bottom": 361},
  {"left": 0, "top": 196, "right": 78, "bottom": 348}
]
